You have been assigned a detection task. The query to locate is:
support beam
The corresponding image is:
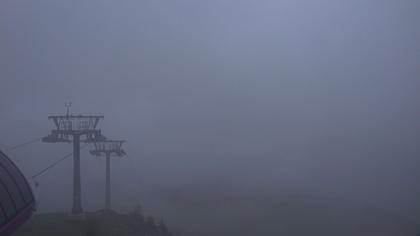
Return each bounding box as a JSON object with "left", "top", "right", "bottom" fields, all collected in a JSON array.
[
  {"left": 43, "top": 108, "right": 105, "bottom": 216},
  {"left": 72, "top": 135, "right": 83, "bottom": 214},
  {"left": 90, "top": 140, "right": 126, "bottom": 210},
  {"left": 105, "top": 152, "right": 111, "bottom": 209}
]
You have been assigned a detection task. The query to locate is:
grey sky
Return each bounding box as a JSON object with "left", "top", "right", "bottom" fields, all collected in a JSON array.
[{"left": 1, "top": 0, "right": 419, "bottom": 234}]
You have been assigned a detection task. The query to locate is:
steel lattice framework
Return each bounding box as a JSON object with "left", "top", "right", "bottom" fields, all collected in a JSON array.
[
  {"left": 90, "top": 140, "right": 126, "bottom": 209},
  {"left": 42, "top": 112, "right": 106, "bottom": 215}
]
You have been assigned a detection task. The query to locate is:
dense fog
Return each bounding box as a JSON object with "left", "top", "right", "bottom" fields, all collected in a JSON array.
[{"left": 1, "top": 0, "right": 419, "bottom": 235}]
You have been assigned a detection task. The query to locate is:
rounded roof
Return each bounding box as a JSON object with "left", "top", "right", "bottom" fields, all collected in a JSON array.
[{"left": 0, "top": 151, "right": 35, "bottom": 235}]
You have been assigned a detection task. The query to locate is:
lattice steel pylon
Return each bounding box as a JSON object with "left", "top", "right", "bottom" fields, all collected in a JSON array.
[
  {"left": 90, "top": 140, "right": 126, "bottom": 210},
  {"left": 42, "top": 106, "right": 106, "bottom": 215}
]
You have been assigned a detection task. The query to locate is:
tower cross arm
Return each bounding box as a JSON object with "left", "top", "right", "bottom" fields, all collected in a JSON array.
[{"left": 90, "top": 140, "right": 126, "bottom": 157}]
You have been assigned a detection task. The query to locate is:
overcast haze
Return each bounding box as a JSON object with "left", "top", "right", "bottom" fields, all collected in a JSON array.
[{"left": 1, "top": 0, "right": 420, "bottom": 235}]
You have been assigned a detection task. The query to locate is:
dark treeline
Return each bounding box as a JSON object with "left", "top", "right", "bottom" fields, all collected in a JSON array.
[
  {"left": 15, "top": 206, "right": 173, "bottom": 236},
  {"left": 85, "top": 206, "right": 173, "bottom": 236}
]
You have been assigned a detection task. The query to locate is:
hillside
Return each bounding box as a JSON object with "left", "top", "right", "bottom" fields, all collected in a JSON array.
[{"left": 13, "top": 210, "right": 172, "bottom": 236}]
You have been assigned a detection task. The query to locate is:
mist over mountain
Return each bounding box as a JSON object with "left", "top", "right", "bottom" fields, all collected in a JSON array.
[{"left": 1, "top": 0, "right": 419, "bottom": 235}]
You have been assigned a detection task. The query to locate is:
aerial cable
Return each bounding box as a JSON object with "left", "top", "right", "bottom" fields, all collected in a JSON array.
[
  {"left": 5, "top": 137, "right": 43, "bottom": 151},
  {"left": 32, "top": 144, "right": 89, "bottom": 180}
]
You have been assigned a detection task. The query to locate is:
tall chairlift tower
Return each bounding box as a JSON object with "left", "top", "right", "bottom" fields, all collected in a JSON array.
[
  {"left": 90, "top": 140, "right": 126, "bottom": 210},
  {"left": 42, "top": 104, "right": 106, "bottom": 215}
]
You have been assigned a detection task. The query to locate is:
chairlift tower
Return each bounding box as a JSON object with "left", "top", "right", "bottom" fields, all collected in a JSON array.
[
  {"left": 42, "top": 104, "right": 106, "bottom": 215},
  {"left": 90, "top": 140, "right": 126, "bottom": 209}
]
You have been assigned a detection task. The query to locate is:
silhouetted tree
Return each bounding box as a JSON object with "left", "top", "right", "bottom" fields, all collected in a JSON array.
[
  {"left": 125, "top": 205, "right": 173, "bottom": 236},
  {"left": 131, "top": 205, "right": 143, "bottom": 215},
  {"left": 145, "top": 216, "right": 159, "bottom": 236},
  {"left": 127, "top": 205, "right": 146, "bottom": 235},
  {"left": 158, "top": 219, "right": 171, "bottom": 236}
]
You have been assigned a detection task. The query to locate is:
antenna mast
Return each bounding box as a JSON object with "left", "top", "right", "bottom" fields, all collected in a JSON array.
[{"left": 65, "top": 102, "right": 72, "bottom": 117}]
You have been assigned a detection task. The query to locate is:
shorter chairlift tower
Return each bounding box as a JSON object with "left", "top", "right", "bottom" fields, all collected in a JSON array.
[
  {"left": 90, "top": 140, "right": 126, "bottom": 210},
  {"left": 42, "top": 104, "right": 106, "bottom": 215}
]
